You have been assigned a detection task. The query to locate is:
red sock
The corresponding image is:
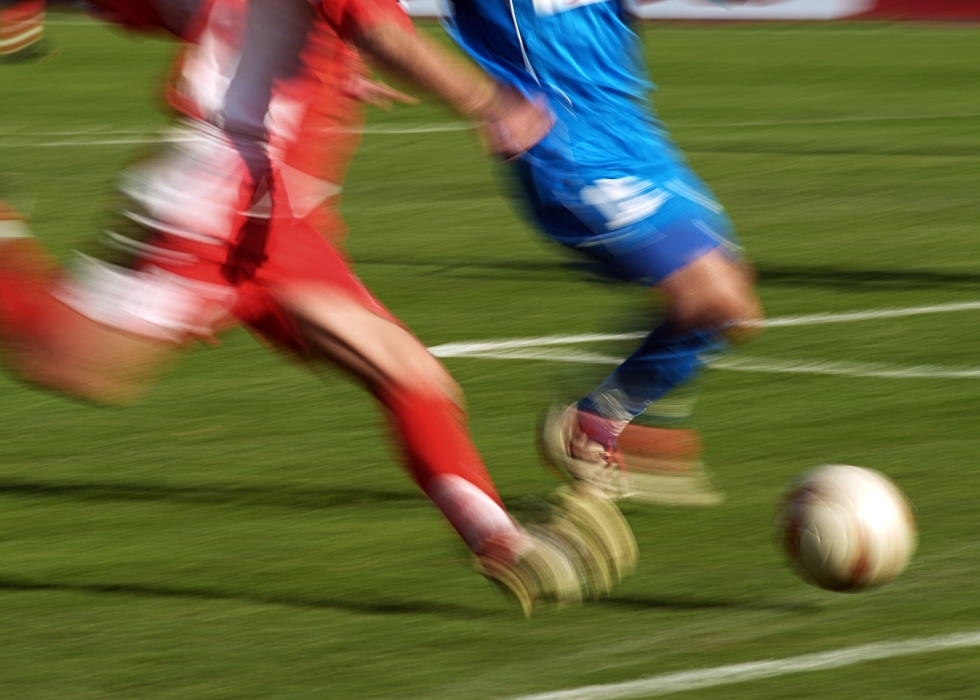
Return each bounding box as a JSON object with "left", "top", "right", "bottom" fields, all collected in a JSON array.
[
  {"left": 577, "top": 409, "right": 628, "bottom": 451},
  {"left": 0, "top": 238, "right": 62, "bottom": 345},
  {"left": 381, "top": 388, "right": 521, "bottom": 556}
]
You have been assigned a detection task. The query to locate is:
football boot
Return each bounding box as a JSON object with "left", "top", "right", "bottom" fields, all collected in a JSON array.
[{"left": 540, "top": 403, "right": 724, "bottom": 506}]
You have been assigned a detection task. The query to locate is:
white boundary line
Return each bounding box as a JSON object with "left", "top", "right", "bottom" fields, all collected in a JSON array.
[
  {"left": 0, "top": 110, "right": 976, "bottom": 148},
  {"left": 430, "top": 333, "right": 645, "bottom": 357},
  {"left": 428, "top": 300, "right": 980, "bottom": 379},
  {"left": 676, "top": 112, "right": 980, "bottom": 128},
  {"left": 763, "top": 300, "right": 980, "bottom": 327},
  {"left": 0, "top": 137, "right": 174, "bottom": 148},
  {"left": 0, "top": 128, "right": 151, "bottom": 136},
  {"left": 430, "top": 347, "right": 980, "bottom": 380},
  {"left": 507, "top": 630, "right": 980, "bottom": 700},
  {"left": 712, "top": 356, "right": 980, "bottom": 379},
  {"left": 0, "top": 123, "right": 479, "bottom": 148},
  {"left": 429, "top": 300, "right": 980, "bottom": 356}
]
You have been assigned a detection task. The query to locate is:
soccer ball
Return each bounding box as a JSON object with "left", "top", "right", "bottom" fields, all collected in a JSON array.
[{"left": 778, "top": 465, "right": 917, "bottom": 592}]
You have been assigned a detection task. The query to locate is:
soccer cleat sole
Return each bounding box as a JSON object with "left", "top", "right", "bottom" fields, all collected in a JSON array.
[
  {"left": 476, "top": 554, "right": 535, "bottom": 618},
  {"left": 551, "top": 484, "right": 638, "bottom": 583},
  {"left": 532, "top": 515, "right": 613, "bottom": 598}
]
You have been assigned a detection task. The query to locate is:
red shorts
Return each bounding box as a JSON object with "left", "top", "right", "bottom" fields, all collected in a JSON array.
[
  {"left": 143, "top": 209, "right": 393, "bottom": 353},
  {"left": 82, "top": 1, "right": 391, "bottom": 349}
]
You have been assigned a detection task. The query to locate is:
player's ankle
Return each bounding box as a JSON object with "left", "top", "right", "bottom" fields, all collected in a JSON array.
[
  {"left": 574, "top": 407, "right": 627, "bottom": 453},
  {"left": 476, "top": 529, "right": 531, "bottom": 568}
]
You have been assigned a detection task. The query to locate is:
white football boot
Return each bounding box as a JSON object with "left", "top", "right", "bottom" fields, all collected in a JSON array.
[{"left": 476, "top": 484, "right": 637, "bottom": 616}]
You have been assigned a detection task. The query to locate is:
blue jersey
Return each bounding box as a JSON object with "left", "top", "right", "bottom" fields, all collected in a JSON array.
[
  {"left": 446, "top": 0, "right": 738, "bottom": 284},
  {"left": 445, "top": 0, "right": 675, "bottom": 174}
]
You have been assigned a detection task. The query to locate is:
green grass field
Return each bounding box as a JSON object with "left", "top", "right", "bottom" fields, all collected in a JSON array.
[{"left": 2, "top": 14, "right": 980, "bottom": 699}]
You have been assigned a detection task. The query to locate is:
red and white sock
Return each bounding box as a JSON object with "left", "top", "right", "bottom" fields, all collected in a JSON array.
[
  {"left": 576, "top": 409, "right": 628, "bottom": 451},
  {"left": 0, "top": 206, "right": 61, "bottom": 344},
  {"left": 0, "top": 0, "right": 45, "bottom": 58},
  {"left": 381, "top": 387, "right": 524, "bottom": 561}
]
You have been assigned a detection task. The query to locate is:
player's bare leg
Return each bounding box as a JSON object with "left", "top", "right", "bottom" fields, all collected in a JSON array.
[
  {"left": 277, "top": 283, "right": 635, "bottom": 614},
  {"left": 657, "top": 248, "right": 762, "bottom": 344},
  {"left": 0, "top": 208, "right": 188, "bottom": 403},
  {"left": 6, "top": 303, "right": 180, "bottom": 404},
  {"left": 276, "top": 283, "right": 462, "bottom": 404}
]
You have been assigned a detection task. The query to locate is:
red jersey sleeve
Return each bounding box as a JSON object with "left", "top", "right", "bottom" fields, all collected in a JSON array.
[{"left": 310, "top": 0, "right": 413, "bottom": 43}]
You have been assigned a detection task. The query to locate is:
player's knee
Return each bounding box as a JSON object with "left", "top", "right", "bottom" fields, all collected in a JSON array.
[
  {"left": 659, "top": 251, "right": 763, "bottom": 340},
  {"left": 280, "top": 286, "right": 464, "bottom": 406},
  {"left": 717, "top": 287, "right": 763, "bottom": 343},
  {"left": 380, "top": 342, "right": 464, "bottom": 407}
]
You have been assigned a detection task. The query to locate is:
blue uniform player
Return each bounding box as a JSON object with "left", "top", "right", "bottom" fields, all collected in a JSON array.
[{"left": 446, "top": 0, "right": 763, "bottom": 503}]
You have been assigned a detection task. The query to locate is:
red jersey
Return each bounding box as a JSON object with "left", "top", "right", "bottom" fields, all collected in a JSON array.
[
  {"left": 105, "top": 0, "right": 412, "bottom": 246},
  {"left": 309, "top": 0, "right": 412, "bottom": 42}
]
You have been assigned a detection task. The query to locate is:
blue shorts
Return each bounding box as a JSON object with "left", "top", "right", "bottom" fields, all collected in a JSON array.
[{"left": 515, "top": 159, "right": 741, "bottom": 285}]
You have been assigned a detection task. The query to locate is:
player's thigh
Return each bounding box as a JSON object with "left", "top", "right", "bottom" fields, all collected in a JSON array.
[
  {"left": 244, "top": 219, "right": 461, "bottom": 401},
  {"left": 657, "top": 247, "right": 762, "bottom": 339}
]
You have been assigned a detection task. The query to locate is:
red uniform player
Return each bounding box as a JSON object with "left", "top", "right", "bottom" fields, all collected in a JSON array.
[{"left": 0, "top": 0, "right": 635, "bottom": 615}]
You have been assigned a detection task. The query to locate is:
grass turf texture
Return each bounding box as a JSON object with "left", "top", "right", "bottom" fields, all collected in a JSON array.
[{"left": 2, "top": 14, "right": 980, "bottom": 699}]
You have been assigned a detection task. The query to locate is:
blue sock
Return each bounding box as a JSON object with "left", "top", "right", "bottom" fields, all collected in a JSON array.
[{"left": 577, "top": 323, "right": 727, "bottom": 422}]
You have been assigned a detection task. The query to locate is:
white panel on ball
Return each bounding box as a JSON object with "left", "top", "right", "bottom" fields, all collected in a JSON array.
[{"left": 779, "top": 465, "right": 916, "bottom": 592}]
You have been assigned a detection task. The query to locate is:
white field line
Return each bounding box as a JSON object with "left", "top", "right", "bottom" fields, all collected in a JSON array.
[
  {"left": 0, "top": 110, "right": 977, "bottom": 148},
  {"left": 433, "top": 347, "right": 623, "bottom": 365},
  {"left": 0, "top": 123, "right": 479, "bottom": 148},
  {"left": 675, "top": 112, "right": 980, "bottom": 128},
  {"left": 763, "top": 300, "right": 980, "bottom": 327},
  {"left": 430, "top": 346, "right": 980, "bottom": 380},
  {"left": 428, "top": 300, "right": 980, "bottom": 378},
  {"left": 429, "top": 333, "right": 644, "bottom": 358},
  {"left": 0, "top": 137, "right": 178, "bottom": 148},
  {"left": 0, "top": 128, "right": 151, "bottom": 136},
  {"left": 507, "top": 630, "right": 980, "bottom": 700},
  {"left": 712, "top": 356, "right": 980, "bottom": 379},
  {"left": 428, "top": 299, "right": 980, "bottom": 358}
]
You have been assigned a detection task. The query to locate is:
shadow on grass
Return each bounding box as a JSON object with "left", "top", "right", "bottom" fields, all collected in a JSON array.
[
  {"left": 758, "top": 265, "right": 980, "bottom": 293},
  {"left": 0, "top": 575, "right": 815, "bottom": 619},
  {"left": 356, "top": 256, "right": 980, "bottom": 294},
  {"left": 355, "top": 255, "right": 576, "bottom": 282},
  {"left": 0, "top": 574, "right": 496, "bottom": 619},
  {"left": 0, "top": 478, "right": 427, "bottom": 511},
  {"left": 686, "top": 144, "right": 980, "bottom": 159},
  {"left": 601, "top": 595, "right": 820, "bottom": 614}
]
